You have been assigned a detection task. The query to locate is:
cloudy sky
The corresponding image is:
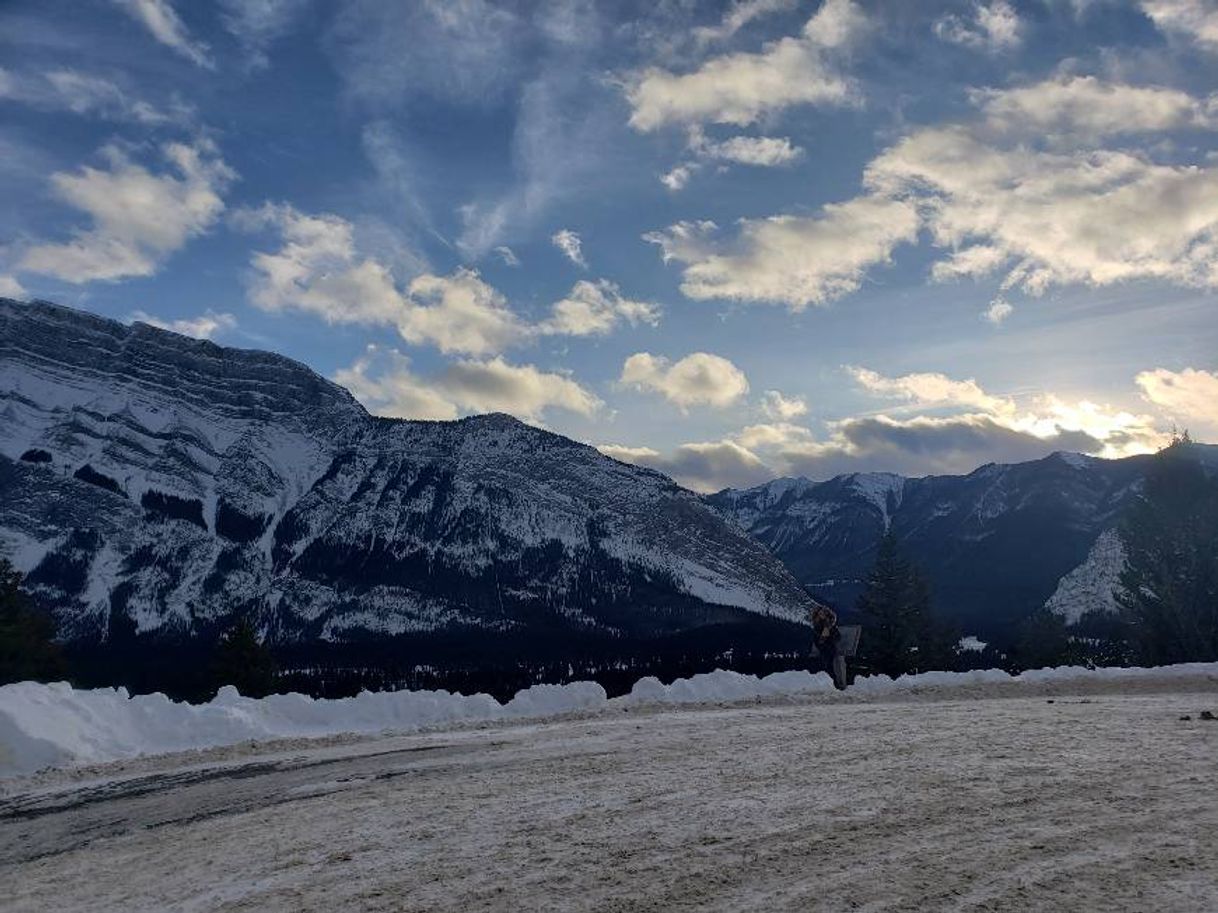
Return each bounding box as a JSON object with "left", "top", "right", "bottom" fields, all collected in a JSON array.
[{"left": 3, "top": 0, "right": 1217, "bottom": 491}]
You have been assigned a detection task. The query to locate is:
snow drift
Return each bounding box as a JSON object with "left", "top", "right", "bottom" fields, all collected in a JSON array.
[{"left": 3, "top": 663, "right": 1217, "bottom": 778}]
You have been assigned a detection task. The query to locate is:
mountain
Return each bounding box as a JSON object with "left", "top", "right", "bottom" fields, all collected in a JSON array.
[
  {"left": 0, "top": 299, "right": 814, "bottom": 692},
  {"left": 707, "top": 450, "right": 1202, "bottom": 641}
]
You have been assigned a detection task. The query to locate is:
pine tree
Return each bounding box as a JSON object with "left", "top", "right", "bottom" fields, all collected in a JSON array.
[
  {"left": 211, "top": 618, "right": 277, "bottom": 697},
  {"left": 1014, "top": 608, "right": 1071, "bottom": 671},
  {"left": 0, "top": 558, "right": 66, "bottom": 685},
  {"left": 856, "top": 532, "right": 958, "bottom": 676},
  {"left": 1117, "top": 435, "right": 1218, "bottom": 664},
  {"left": 911, "top": 569, "right": 961, "bottom": 672}
]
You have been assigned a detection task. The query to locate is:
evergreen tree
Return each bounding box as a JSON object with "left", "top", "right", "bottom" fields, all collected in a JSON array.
[
  {"left": 856, "top": 532, "right": 951, "bottom": 676},
  {"left": 1014, "top": 608, "right": 1071, "bottom": 671},
  {"left": 211, "top": 618, "right": 277, "bottom": 697},
  {"left": 912, "top": 569, "right": 962, "bottom": 672},
  {"left": 0, "top": 558, "right": 66, "bottom": 684},
  {"left": 1116, "top": 435, "right": 1218, "bottom": 664},
  {"left": 1069, "top": 609, "right": 1132, "bottom": 668}
]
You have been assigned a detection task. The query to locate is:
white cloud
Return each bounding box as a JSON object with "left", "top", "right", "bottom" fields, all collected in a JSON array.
[
  {"left": 620, "top": 351, "right": 749, "bottom": 409},
  {"left": 602, "top": 360, "right": 1192, "bottom": 489},
  {"left": 235, "top": 203, "right": 405, "bottom": 324},
  {"left": 0, "top": 67, "right": 188, "bottom": 125},
  {"left": 930, "top": 244, "right": 1010, "bottom": 283},
  {"left": 597, "top": 444, "right": 662, "bottom": 466},
  {"left": 847, "top": 366, "right": 1015, "bottom": 414},
  {"left": 493, "top": 245, "right": 520, "bottom": 267},
  {"left": 624, "top": 0, "right": 865, "bottom": 131},
  {"left": 779, "top": 412, "right": 1113, "bottom": 478},
  {"left": 539, "top": 279, "right": 659, "bottom": 336},
  {"left": 402, "top": 270, "right": 526, "bottom": 356},
  {"left": 1014, "top": 396, "right": 1169, "bottom": 455},
  {"left": 664, "top": 132, "right": 802, "bottom": 193},
  {"left": 692, "top": 0, "right": 798, "bottom": 46},
  {"left": 551, "top": 228, "right": 587, "bottom": 268},
  {"left": 734, "top": 421, "right": 815, "bottom": 450},
  {"left": 974, "top": 75, "right": 1217, "bottom": 138},
  {"left": 692, "top": 131, "right": 804, "bottom": 167},
  {"left": 610, "top": 363, "right": 1188, "bottom": 489},
  {"left": 645, "top": 195, "right": 920, "bottom": 310},
  {"left": 660, "top": 164, "right": 696, "bottom": 191},
  {"left": 866, "top": 83, "right": 1218, "bottom": 294},
  {"left": 333, "top": 348, "right": 459, "bottom": 421},
  {"left": 599, "top": 439, "right": 772, "bottom": 492},
  {"left": 20, "top": 141, "right": 234, "bottom": 283},
  {"left": 236, "top": 204, "right": 523, "bottom": 354},
  {"left": 129, "top": 310, "right": 237, "bottom": 340},
  {"left": 848, "top": 366, "right": 1169, "bottom": 460},
  {"left": 933, "top": 1, "right": 1022, "bottom": 52},
  {"left": 0, "top": 275, "right": 27, "bottom": 298},
  {"left": 761, "top": 389, "right": 808, "bottom": 420},
  {"left": 238, "top": 204, "right": 652, "bottom": 353},
  {"left": 219, "top": 0, "right": 311, "bottom": 68},
  {"left": 983, "top": 298, "right": 1013, "bottom": 325},
  {"left": 441, "top": 356, "right": 602, "bottom": 419},
  {"left": 114, "top": 0, "right": 214, "bottom": 68},
  {"left": 1135, "top": 367, "right": 1218, "bottom": 434},
  {"left": 335, "top": 346, "right": 602, "bottom": 423},
  {"left": 650, "top": 74, "right": 1218, "bottom": 307},
  {"left": 1141, "top": 0, "right": 1218, "bottom": 52}
]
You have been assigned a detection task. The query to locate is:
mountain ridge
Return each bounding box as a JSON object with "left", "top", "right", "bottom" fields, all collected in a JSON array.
[
  {"left": 705, "top": 447, "right": 1218, "bottom": 639},
  {"left": 1, "top": 298, "right": 815, "bottom": 693}
]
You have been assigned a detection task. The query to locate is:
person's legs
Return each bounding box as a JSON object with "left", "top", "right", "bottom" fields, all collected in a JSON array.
[
  {"left": 820, "top": 641, "right": 839, "bottom": 686},
  {"left": 831, "top": 653, "right": 847, "bottom": 690}
]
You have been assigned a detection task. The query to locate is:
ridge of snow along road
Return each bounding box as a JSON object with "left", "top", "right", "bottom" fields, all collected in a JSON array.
[{"left": 3, "top": 663, "right": 1218, "bottom": 778}]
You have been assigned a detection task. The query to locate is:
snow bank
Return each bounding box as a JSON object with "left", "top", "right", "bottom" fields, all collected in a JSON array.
[
  {"left": 849, "top": 662, "right": 1218, "bottom": 694},
  {"left": 614, "top": 669, "right": 838, "bottom": 706},
  {"left": 0, "top": 679, "right": 606, "bottom": 778},
  {"left": 3, "top": 662, "right": 1217, "bottom": 778}
]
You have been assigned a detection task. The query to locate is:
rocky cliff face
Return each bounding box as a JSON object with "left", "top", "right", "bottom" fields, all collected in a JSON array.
[{"left": 0, "top": 299, "right": 813, "bottom": 665}]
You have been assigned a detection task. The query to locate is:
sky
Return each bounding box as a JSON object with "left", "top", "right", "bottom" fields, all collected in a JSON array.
[{"left": 2, "top": 0, "right": 1217, "bottom": 492}]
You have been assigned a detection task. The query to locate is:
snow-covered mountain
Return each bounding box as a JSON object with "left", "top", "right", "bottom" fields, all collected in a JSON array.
[
  {"left": 0, "top": 299, "right": 813, "bottom": 665},
  {"left": 708, "top": 452, "right": 1180, "bottom": 639}
]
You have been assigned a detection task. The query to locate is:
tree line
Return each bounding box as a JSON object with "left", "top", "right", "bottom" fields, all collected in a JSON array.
[{"left": 0, "top": 566, "right": 276, "bottom": 697}]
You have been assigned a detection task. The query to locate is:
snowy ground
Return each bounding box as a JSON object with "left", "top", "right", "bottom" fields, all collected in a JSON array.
[{"left": 4, "top": 674, "right": 1217, "bottom": 912}]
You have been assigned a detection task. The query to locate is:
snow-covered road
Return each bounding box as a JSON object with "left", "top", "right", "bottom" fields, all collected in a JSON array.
[{"left": 4, "top": 680, "right": 1218, "bottom": 912}]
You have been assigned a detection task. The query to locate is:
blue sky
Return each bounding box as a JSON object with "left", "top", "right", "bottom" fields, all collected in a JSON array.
[{"left": 2, "top": 0, "right": 1217, "bottom": 490}]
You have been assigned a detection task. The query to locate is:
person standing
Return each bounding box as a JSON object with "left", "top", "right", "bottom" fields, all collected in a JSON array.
[{"left": 810, "top": 604, "right": 846, "bottom": 690}]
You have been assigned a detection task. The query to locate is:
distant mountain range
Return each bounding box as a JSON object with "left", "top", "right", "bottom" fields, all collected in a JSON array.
[
  {"left": 709, "top": 442, "right": 1218, "bottom": 640},
  {"left": 0, "top": 299, "right": 812, "bottom": 689}
]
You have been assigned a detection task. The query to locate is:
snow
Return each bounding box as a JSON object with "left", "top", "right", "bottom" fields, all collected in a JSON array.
[
  {"left": 618, "top": 669, "right": 838, "bottom": 705},
  {"left": 5, "top": 679, "right": 1218, "bottom": 913},
  {"left": 1053, "top": 450, "right": 1096, "bottom": 470},
  {"left": 0, "top": 679, "right": 606, "bottom": 778},
  {"left": 847, "top": 471, "right": 905, "bottom": 520},
  {"left": 958, "top": 635, "right": 988, "bottom": 652},
  {"left": 5, "top": 661, "right": 1218, "bottom": 778},
  {"left": 1045, "top": 527, "right": 1126, "bottom": 624}
]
